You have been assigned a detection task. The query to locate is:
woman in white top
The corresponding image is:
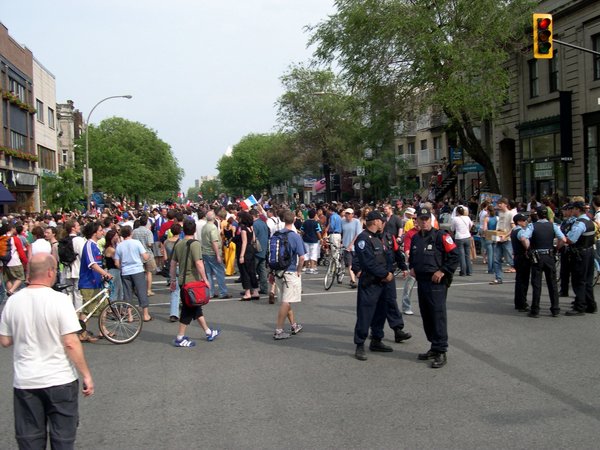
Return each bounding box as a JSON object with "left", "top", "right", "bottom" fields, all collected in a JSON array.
[{"left": 451, "top": 206, "right": 474, "bottom": 276}]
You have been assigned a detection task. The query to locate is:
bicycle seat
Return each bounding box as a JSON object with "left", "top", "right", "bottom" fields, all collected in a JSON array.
[{"left": 54, "top": 283, "right": 73, "bottom": 292}]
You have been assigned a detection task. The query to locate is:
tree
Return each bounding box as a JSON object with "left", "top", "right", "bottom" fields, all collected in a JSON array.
[
  {"left": 309, "top": 0, "right": 536, "bottom": 193},
  {"left": 187, "top": 178, "right": 223, "bottom": 202},
  {"left": 217, "top": 133, "right": 298, "bottom": 195},
  {"left": 40, "top": 168, "right": 85, "bottom": 211},
  {"left": 75, "top": 117, "right": 183, "bottom": 202},
  {"left": 276, "top": 65, "right": 366, "bottom": 200}
]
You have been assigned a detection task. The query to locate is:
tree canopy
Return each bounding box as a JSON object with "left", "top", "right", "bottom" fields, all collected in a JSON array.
[
  {"left": 40, "top": 168, "right": 85, "bottom": 211},
  {"left": 75, "top": 117, "right": 183, "bottom": 201},
  {"left": 309, "top": 0, "right": 536, "bottom": 193},
  {"left": 217, "top": 133, "right": 299, "bottom": 196}
]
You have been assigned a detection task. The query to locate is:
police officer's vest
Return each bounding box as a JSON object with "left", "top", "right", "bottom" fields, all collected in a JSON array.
[
  {"left": 510, "top": 227, "right": 527, "bottom": 257},
  {"left": 530, "top": 221, "right": 555, "bottom": 250},
  {"left": 573, "top": 218, "right": 595, "bottom": 249},
  {"left": 411, "top": 229, "right": 443, "bottom": 274},
  {"left": 560, "top": 217, "right": 574, "bottom": 235}
]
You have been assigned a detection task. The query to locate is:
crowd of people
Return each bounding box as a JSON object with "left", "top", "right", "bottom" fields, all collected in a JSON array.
[{"left": 0, "top": 191, "right": 598, "bottom": 448}]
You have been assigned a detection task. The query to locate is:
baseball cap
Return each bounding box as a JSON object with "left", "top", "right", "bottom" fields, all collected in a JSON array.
[
  {"left": 344, "top": 208, "right": 354, "bottom": 215},
  {"left": 366, "top": 211, "right": 384, "bottom": 221},
  {"left": 416, "top": 207, "right": 431, "bottom": 219},
  {"left": 513, "top": 213, "right": 527, "bottom": 224}
]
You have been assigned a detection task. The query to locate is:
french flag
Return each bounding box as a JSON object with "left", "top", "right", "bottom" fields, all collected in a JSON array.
[
  {"left": 177, "top": 191, "right": 184, "bottom": 199},
  {"left": 240, "top": 194, "right": 258, "bottom": 210}
]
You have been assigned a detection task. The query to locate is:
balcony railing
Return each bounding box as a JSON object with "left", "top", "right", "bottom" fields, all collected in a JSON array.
[
  {"left": 418, "top": 149, "right": 431, "bottom": 166},
  {"left": 397, "top": 153, "right": 417, "bottom": 168}
]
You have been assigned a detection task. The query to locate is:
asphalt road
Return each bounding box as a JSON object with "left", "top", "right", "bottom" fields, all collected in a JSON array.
[{"left": 1, "top": 260, "right": 599, "bottom": 449}]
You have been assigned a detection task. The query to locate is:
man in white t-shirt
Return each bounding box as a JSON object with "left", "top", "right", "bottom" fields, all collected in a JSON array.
[{"left": 0, "top": 253, "right": 94, "bottom": 449}]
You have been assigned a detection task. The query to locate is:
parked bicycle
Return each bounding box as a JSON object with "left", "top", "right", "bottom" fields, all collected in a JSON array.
[
  {"left": 57, "top": 280, "right": 143, "bottom": 344},
  {"left": 324, "top": 244, "right": 346, "bottom": 290}
]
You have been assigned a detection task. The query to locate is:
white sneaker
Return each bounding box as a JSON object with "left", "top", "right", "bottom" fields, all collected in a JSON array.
[
  {"left": 291, "top": 323, "right": 303, "bottom": 335},
  {"left": 403, "top": 309, "right": 414, "bottom": 315}
]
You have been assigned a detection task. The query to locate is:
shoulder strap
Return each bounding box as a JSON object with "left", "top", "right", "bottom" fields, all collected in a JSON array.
[{"left": 181, "top": 239, "right": 196, "bottom": 285}]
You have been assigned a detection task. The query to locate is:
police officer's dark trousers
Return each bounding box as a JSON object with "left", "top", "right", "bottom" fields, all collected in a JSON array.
[
  {"left": 416, "top": 274, "right": 448, "bottom": 353},
  {"left": 559, "top": 248, "right": 571, "bottom": 295},
  {"left": 571, "top": 248, "right": 597, "bottom": 313},
  {"left": 530, "top": 253, "right": 559, "bottom": 314},
  {"left": 513, "top": 254, "right": 531, "bottom": 310},
  {"left": 354, "top": 282, "right": 388, "bottom": 345},
  {"left": 384, "top": 281, "right": 405, "bottom": 330}
]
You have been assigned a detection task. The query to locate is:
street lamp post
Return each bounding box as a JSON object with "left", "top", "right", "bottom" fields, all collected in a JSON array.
[{"left": 84, "top": 95, "right": 132, "bottom": 212}]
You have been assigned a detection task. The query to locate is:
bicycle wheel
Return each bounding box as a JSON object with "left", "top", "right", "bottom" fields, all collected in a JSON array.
[
  {"left": 324, "top": 259, "right": 335, "bottom": 290},
  {"left": 336, "top": 262, "right": 345, "bottom": 284},
  {"left": 98, "top": 301, "right": 143, "bottom": 344}
]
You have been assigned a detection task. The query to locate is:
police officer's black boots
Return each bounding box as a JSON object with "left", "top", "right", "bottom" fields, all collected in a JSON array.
[
  {"left": 355, "top": 344, "right": 367, "bottom": 361},
  {"left": 431, "top": 352, "right": 447, "bottom": 369},
  {"left": 394, "top": 327, "right": 412, "bottom": 343},
  {"left": 369, "top": 338, "right": 393, "bottom": 352}
]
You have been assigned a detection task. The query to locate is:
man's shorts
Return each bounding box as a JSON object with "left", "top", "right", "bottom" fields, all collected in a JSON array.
[
  {"left": 152, "top": 242, "right": 163, "bottom": 257},
  {"left": 304, "top": 242, "right": 320, "bottom": 262},
  {"left": 80, "top": 288, "right": 102, "bottom": 316},
  {"left": 144, "top": 257, "right": 157, "bottom": 272},
  {"left": 4, "top": 265, "right": 25, "bottom": 282},
  {"left": 343, "top": 250, "right": 354, "bottom": 267},
  {"left": 275, "top": 272, "right": 302, "bottom": 303}
]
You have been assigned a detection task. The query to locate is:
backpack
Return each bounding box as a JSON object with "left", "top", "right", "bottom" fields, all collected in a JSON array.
[
  {"left": 268, "top": 230, "right": 293, "bottom": 272},
  {"left": 0, "top": 235, "right": 13, "bottom": 264},
  {"left": 58, "top": 235, "right": 77, "bottom": 266}
]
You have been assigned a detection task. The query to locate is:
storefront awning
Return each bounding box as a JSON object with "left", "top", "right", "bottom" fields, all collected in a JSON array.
[{"left": 0, "top": 183, "right": 16, "bottom": 203}]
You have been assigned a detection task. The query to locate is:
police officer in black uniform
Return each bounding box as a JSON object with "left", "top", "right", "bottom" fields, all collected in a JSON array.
[
  {"left": 565, "top": 201, "right": 598, "bottom": 315},
  {"left": 409, "top": 206, "right": 459, "bottom": 369},
  {"left": 353, "top": 211, "right": 411, "bottom": 361},
  {"left": 522, "top": 207, "right": 565, "bottom": 317},
  {"left": 558, "top": 203, "right": 575, "bottom": 296},
  {"left": 510, "top": 214, "right": 531, "bottom": 313}
]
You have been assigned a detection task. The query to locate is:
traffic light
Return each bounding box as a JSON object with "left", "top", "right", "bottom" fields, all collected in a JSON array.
[{"left": 533, "top": 13, "right": 553, "bottom": 59}]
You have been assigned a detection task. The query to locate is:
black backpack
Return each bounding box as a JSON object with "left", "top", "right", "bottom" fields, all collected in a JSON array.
[
  {"left": 268, "top": 230, "right": 293, "bottom": 272},
  {"left": 58, "top": 236, "right": 77, "bottom": 266}
]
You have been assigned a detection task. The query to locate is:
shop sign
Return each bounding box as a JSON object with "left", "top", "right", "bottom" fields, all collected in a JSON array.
[{"left": 534, "top": 162, "right": 553, "bottom": 179}]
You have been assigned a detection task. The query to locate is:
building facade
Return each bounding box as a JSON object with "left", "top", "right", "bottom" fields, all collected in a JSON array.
[
  {"left": 493, "top": 0, "right": 600, "bottom": 202},
  {"left": 33, "top": 57, "right": 57, "bottom": 211},
  {"left": 0, "top": 23, "right": 39, "bottom": 213},
  {"left": 56, "top": 100, "right": 83, "bottom": 170}
]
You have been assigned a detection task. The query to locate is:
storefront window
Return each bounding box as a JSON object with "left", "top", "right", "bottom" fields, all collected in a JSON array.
[
  {"left": 587, "top": 125, "right": 599, "bottom": 196},
  {"left": 530, "top": 134, "right": 557, "bottom": 158}
]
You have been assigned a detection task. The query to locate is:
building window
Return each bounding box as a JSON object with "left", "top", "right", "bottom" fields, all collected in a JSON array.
[
  {"left": 9, "top": 78, "right": 26, "bottom": 102},
  {"left": 420, "top": 139, "right": 428, "bottom": 151},
  {"left": 407, "top": 142, "right": 415, "bottom": 155},
  {"left": 38, "top": 146, "right": 56, "bottom": 171},
  {"left": 47, "top": 107, "right": 55, "bottom": 129},
  {"left": 433, "top": 136, "right": 442, "bottom": 161},
  {"left": 10, "top": 131, "right": 26, "bottom": 150},
  {"left": 594, "top": 34, "right": 600, "bottom": 81},
  {"left": 549, "top": 52, "right": 559, "bottom": 92},
  {"left": 62, "top": 149, "right": 69, "bottom": 166},
  {"left": 398, "top": 144, "right": 404, "bottom": 155},
  {"left": 528, "top": 60, "right": 539, "bottom": 98},
  {"left": 36, "top": 100, "right": 44, "bottom": 122},
  {"left": 521, "top": 132, "right": 560, "bottom": 160}
]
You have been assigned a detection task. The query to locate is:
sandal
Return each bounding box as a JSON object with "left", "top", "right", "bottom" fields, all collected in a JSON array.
[
  {"left": 239, "top": 297, "right": 252, "bottom": 301},
  {"left": 143, "top": 316, "right": 154, "bottom": 322}
]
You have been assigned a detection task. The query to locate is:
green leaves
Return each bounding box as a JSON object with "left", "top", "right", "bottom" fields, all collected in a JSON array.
[{"left": 76, "top": 117, "right": 183, "bottom": 202}]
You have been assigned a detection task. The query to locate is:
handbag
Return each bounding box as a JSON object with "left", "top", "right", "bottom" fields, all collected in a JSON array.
[
  {"left": 251, "top": 233, "right": 262, "bottom": 253},
  {"left": 160, "top": 238, "right": 180, "bottom": 277},
  {"left": 180, "top": 239, "right": 210, "bottom": 307}
]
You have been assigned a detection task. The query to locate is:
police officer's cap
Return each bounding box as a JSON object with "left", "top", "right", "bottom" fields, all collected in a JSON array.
[
  {"left": 513, "top": 213, "right": 528, "bottom": 224},
  {"left": 366, "top": 211, "right": 385, "bottom": 222},
  {"left": 571, "top": 201, "right": 585, "bottom": 210},
  {"left": 416, "top": 207, "right": 431, "bottom": 219}
]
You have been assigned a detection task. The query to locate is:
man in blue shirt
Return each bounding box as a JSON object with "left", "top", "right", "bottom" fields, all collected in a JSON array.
[
  {"left": 78, "top": 221, "right": 113, "bottom": 342},
  {"left": 327, "top": 204, "right": 343, "bottom": 262},
  {"left": 272, "top": 210, "right": 306, "bottom": 340},
  {"left": 565, "top": 201, "right": 597, "bottom": 315}
]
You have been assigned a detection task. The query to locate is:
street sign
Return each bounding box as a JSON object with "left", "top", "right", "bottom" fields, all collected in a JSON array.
[{"left": 356, "top": 166, "right": 365, "bottom": 176}]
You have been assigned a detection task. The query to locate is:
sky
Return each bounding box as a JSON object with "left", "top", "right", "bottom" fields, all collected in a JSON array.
[{"left": 1, "top": 0, "right": 335, "bottom": 191}]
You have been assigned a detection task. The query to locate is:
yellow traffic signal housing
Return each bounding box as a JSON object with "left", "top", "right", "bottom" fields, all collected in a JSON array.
[{"left": 533, "top": 13, "right": 553, "bottom": 59}]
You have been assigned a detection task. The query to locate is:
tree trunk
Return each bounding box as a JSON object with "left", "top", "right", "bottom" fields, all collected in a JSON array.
[{"left": 450, "top": 112, "right": 501, "bottom": 194}]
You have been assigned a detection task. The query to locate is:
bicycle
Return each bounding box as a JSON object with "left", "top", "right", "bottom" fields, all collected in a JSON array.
[
  {"left": 324, "top": 244, "right": 346, "bottom": 290},
  {"left": 58, "top": 281, "right": 143, "bottom": 344}
]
